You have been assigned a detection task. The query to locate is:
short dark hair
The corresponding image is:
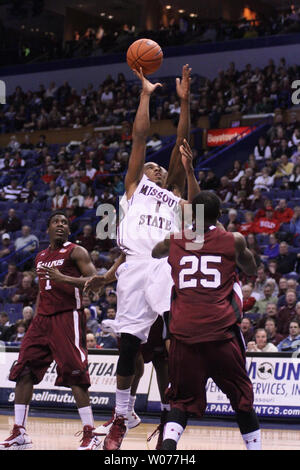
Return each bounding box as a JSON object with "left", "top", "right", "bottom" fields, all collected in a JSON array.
[
  {"left": 47, "top": 210, "right": 70, "bottom": 227},
  {"left": 192, "top": 191, "right": 221, "bottom": 224}
]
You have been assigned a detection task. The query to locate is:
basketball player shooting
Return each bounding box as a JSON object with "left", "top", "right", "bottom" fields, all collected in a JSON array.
[
  {"left": 152, "top": 190, "right": 261, "bottom": 451},
  {"left": 0, "top": 211, "right": 101, "bottom": 450},
  {"left": 85, "top": 66, "right": 199, "bottom": 451}
]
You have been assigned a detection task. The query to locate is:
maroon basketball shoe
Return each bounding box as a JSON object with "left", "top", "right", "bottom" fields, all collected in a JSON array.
[
  {"left": 76, "top": 425, "right": 101, "bottom": 450},
  {"left": 103, "top": 416, "right": 128, "bottom": 450},
  {"left": 147, "top": 409, "right": 168, "bottom": 450}
]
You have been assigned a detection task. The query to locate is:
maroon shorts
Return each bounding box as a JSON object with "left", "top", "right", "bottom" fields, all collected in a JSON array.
[
  {"left": 140, "top": 316, "right": 168, "bottom": 364},
  {"left": 166, "top": 334, "right": 254, "bottom": 417},
  {"left": 9, "top": 310, "right": 90, "bottom": 388}
]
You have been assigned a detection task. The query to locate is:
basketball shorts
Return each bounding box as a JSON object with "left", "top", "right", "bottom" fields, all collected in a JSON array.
[
  {"left": 114, "top": 256, "right": 173, "bottom": 343},
  {"left": 9, "top": 310, "right": 90, "bottom": 388},
  {"left": 166, "top": 333, "right": 254, "bottom": 417},
  {"left": 140, "top": 315, "right": 168, "bottom": 364}
]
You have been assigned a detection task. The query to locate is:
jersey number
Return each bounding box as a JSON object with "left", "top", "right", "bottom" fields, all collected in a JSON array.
[
  {"left": 45, "top": 279, "right": 52, "bottom": 290},
  {"left": 179, "top": 255, "right": 221, "bottom": 289}
]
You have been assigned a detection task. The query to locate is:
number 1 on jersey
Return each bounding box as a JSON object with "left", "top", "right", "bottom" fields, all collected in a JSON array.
[{"left": 45, "top": 279, "right": 52, "bottom": 290}]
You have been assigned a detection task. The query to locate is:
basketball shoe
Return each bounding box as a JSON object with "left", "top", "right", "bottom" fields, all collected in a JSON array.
[
  {"left": 147, "top": 409, "right": 168, "bottom": 450},
  {"left": 0, "top": 425, "right": 33, "bottom": 450},
  {"left": 76, "top": 425, "right": 101, "bottom": 450},
  {"left": 102, "top": 416, "right": 128, "bottom": 450},
  {"left": 95, "top": 409, "right": 141, "bottom": 436}
]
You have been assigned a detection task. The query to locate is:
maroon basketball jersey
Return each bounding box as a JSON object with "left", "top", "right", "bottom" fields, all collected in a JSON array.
[
  {"left": 36, "top": 242, "right": 82, "bottom": 316},
  {"left": 168, "top": 226, "right": 243, "bottom": 344}
]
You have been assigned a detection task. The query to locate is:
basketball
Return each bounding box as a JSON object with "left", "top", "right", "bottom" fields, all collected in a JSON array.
[{"left": 126, "top": 39, "right": 163, "bottom": 75}]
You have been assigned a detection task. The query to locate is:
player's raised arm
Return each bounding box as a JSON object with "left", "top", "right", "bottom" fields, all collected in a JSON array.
[
  {"left": 125, "top": 68, "right": 162, "bottom": 200},
  {"left": 165, "top": 64, "right": 191, "bottom": 195},
  {"left": 152, "top": 235, "right": 171, "bottom": 259},
  {"left": 233, "top": 232, "right": 257, "bottom": 276},
  {"left": 179, "top": 139, "right": 200, "bottom": 207},
  {"left": 84, "top": 252, "right": 126, "bottom": 294},
  {"left": 37, "top": 245, "right": 97, "bottom": 288}
]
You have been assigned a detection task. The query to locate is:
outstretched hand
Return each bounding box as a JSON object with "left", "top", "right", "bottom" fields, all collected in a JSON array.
[
  {"left": 176, "top": 64, "right": 192, "bottom": 101},
  {"left": 132, "top": 67, "right": 162, "bottom": 96},
  {"left": 179, "top": 139, "right": 193, "bottom": 172},
  {"left": 84, "top": 275, "right": 106, "bottom": 295}
]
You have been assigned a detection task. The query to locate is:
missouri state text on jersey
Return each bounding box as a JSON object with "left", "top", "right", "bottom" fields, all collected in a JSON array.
[
  {"left": 117, "top": 174, "right": 181, "bottom": 257},
  {"left": 36, "top": 242, "right": 82, "bottom": 315}
]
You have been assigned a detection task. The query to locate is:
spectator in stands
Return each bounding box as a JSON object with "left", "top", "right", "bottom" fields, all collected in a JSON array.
[
  {"left": 86, "top": 332, "right": 101, "bottom": 349},
  {"left": 253, "top": 206, "right": 281, "bottom": 235},
  {"left": 252, "top": 284, "right": 278, "bottom": 315},
  {"left": 41, "top": 165, "right": 56, "bottom": 184},
  {"left": 277, "top": 289, "right": 298, "bottom": 335},
  {"left": 76, "top": 224, "right": 97, "bottom": 252},
  {"left": 85, "top": 160, "right": 97, "bottom": 181},
  {"left": 0, "top": 208, "right": 22, "bottom": 235},
  {"left": 289, "top": 205, "right": 300, "bottom": 237},
  {"left": 217, "top": 176, "right": 233, "bottom": 203},
  {"left": 277, "top": 320, "right": 300, "bottom": 352},
  {"left": 84, "top": 307, "right": 100, "bottom": 335},
  {"left": 22, "top": 305, "right": 34, "bottom": 329},
  {"left": 274, "top": 199, "right": 294, "bottom": 224},
  {"left": 0, "top": 312, "right": 12, "bottom": 342},
  {"left": 274, "top": 154, "right": 294, "bottom": 178},
  {"left": 288, "top": 164, "right": 300, "bottom": 189},
  {"left": 261, "top": 233, "right": 280, "bottom": 260},
  {"left": 84, "top": 187, "right": 98, "bottom": 209},
  {"left": 239, "top": 212, "right": 255, "bottom": 237},
  {"left": 246, "top": 233, "right": 261, "bottom": 266},
  {"left": 69, "top": 186, "right": 84, "bottom": 207},
  {"left": 70, "top": 176, "right": 87, "bottom": 197},
  {"left": 264, "top": 317, "right": 284, "bottom": 346},
  {"left": 242, "top": 284, "right": 256, "bottom": 313},
  {"left": 252, "top": 265, "right": 273, "bottom": 300},
  {"left": 0, "top": 263, "right": 22, "bottom": 288},
  {"left": 253, "top": 136, "right": 272, "bottom": 160},
  {"left": 247, "top": 328, "right": 278, "bottom": 352},
  {"left": 97, "top": 322, "right": 118, "bottom": 349},
  {"left": 253, "top": 167, "right": 274, "bottom": 191},
  {"left": 0, "top": 233, "right": 13, "bottom": 259},
  {"left": 8, "top": 319, "right": 27, "bottom": 343},
  {"left": 202, "top": 170, "right": 219, "bottom": 190},
  {"left": 10, "top": 275, "right": 38, "bottom": 305},
  {"left": 240, "top": 317, "right": 254, "bottom": 343},
  {"left": 257, "top": 302, "right": 278, "bottom": 328},
  {"left": 106, "top": 306, "right": 116, "bottom": 320},
  {"left": 275, "top": 241, "right": 298, "bottom": 275},
  {"left": 146, "top": 134, "right": 162, "bottom": 152},
  {"left": 225, "top": 209, "right": 240, "bottom": 231},
  {"left": 1, "top": 178, "right": 23, "bottom": 202},
  {"left": 247, "top": 187, "right": 266, "bottom": 212},
  {"left": 52, "top": 186, "right": 68, "bottom": 210},
  {"left": 14, "top": 225, "right": 39, "bottom": 253}
]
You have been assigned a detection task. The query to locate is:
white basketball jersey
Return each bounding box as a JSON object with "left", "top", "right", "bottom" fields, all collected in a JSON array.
[{"left": 117, "top": 174, "right": 181, "bottom": 257}]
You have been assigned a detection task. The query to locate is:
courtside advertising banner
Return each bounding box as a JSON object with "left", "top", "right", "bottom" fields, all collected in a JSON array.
[
  {"left": 205, "top": 355, "right": 300, "bottom": 418},
  {"left": 0, "top": 350, "right": 153, "bottom": 412},
  {"left": 206, "top": 127, "right": 253, "bottom": 146}
]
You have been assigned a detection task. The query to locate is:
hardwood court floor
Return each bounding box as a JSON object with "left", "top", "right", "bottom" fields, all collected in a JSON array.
[{"left": 0, "top": 414, "right": 300, "bottom": 450}]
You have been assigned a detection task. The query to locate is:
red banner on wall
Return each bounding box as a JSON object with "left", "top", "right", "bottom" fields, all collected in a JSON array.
[{"left": 206, "top": 127, "right": 253, "bottom": 146}]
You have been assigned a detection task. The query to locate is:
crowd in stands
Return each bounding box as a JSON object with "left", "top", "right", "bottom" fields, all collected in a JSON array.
[
  {"left": 2, "top": 7, "right": 300, "bottom": 66},
  {"left": 2, "top": 56, "right": 300, "bottom": 137},
  {"left": 1, "top": 57, "right": 300, "bottom": 354}
]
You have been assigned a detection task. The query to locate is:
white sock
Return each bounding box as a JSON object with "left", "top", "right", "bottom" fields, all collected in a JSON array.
[
  {"left": 163, "top": 422, "right": 184, "bottom": 444},
  {"left": 15, "top": 404, "right": 29, "bottom": 428},
  {"left": 161, "top": 403, "right": 171, "bottom": 411},
  {"left": 78, "top": 406, "right": 94, "bottom": 427},
  {"left": 116, "top": 387, "right": 131, "bottom": 417},
  {"left": 127, "top": 395, "right": 136, "bottom": 413},
  {"left": 242, "top": 430, "right": 261, "bottom": 450}
]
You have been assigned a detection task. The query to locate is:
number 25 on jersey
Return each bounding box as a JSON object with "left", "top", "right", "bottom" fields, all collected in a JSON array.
[{"left": 179, "top": 255, "right": 221, "bottom": 289}]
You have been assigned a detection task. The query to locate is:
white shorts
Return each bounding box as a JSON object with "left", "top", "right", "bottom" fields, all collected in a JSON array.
[{"left": 114, "top": 256, "right": 173, "bottom": 343}]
